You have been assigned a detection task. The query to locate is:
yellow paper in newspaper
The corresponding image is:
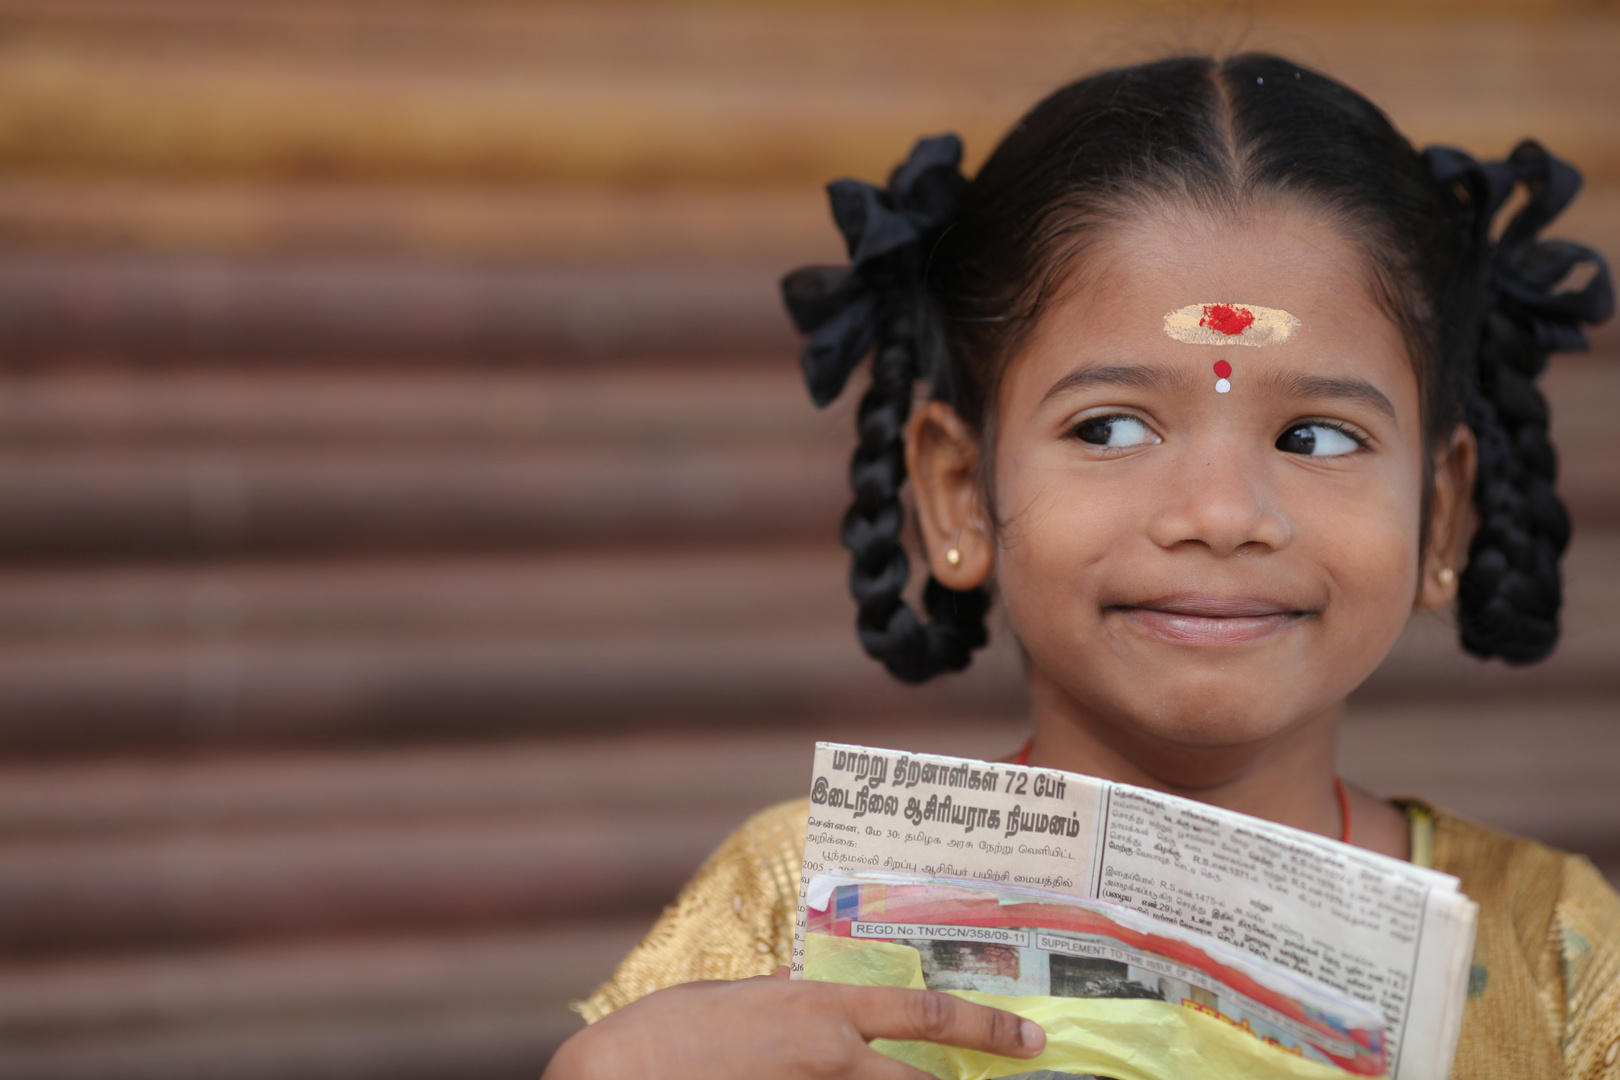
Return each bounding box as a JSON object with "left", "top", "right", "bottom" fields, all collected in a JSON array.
[{"left": 805, "top": 935, "right": 1375, "bottom": 1080}]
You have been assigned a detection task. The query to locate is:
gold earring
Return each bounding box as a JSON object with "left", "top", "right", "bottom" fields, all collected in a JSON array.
[
  {"left": 1436, "top": 567, "right": 1456, "bottom": 587},
  {"left": 945, "top": 547, "right": 963, "bottom": 568}
]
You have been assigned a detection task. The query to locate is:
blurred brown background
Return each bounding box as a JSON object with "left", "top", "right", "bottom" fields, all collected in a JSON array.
[{"left": 0, "top": 1, "right": 1614, "bottom": 1077}]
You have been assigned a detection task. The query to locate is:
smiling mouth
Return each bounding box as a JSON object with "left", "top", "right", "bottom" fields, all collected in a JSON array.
[{"left": 1110, "top": 594, "right": 1313, "bottom": 647}]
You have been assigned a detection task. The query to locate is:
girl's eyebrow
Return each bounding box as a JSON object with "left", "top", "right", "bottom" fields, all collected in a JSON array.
[
  {"left": 1262, "top": 371, "right": 1397, "bottom": 421},
  {"left": 1038, "top": 364, "right": 1397, "bottom": 422},
  {"left": 1039, "top": 363, "right": 1191, "bottom": 404}
]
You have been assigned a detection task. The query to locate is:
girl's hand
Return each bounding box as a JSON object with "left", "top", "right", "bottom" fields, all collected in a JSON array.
[{"left": 543, "top": 967, "right": 1045, "bottom": 1080}]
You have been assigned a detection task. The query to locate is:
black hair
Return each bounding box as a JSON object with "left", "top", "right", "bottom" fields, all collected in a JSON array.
[{"left": 783, "top": 53, "right": 1613, "bottom": 682}]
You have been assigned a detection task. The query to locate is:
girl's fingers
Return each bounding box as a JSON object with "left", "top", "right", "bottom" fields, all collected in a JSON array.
[{"left": 847, "top": 986, "right": 1045, "bottom": 1058}]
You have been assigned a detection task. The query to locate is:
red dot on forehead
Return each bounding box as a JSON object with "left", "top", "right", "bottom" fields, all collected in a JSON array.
[
  {"left": 1213, "top": 360, "right": 1232, "bottom": 379},
  {"left": 1200, "top": 304, "right": 1255, "bottom": 336}
]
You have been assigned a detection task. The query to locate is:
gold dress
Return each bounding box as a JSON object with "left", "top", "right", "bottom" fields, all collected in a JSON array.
[{"left": 579, "top": 798, "right": 1620, "bottom": 1080}]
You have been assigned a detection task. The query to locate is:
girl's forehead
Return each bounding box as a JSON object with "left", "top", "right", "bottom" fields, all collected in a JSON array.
[
  {"left": 1012, "top": 207, "right": 1410, "bottom": 389},
  {"left": 1082, "top": 207, "right": 1371, "bottom": 318}
]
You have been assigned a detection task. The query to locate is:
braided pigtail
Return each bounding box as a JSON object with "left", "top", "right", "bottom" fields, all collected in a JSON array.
[
  {"left": 782, "top": 135, "right": 991, "bottom": 683},
  {"left": 1427, "top": 142, "right": 1615, "bottom": 663}
]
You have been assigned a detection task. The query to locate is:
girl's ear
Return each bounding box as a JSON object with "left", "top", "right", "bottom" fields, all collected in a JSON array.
[
  {"left": 1417, "top": 424, "right": 1477, "bottom": 609},
  {"left": 907, "top": 401, "right": 993, "bottom": 589}
]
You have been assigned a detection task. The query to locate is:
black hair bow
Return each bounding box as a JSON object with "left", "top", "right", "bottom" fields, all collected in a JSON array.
[
  {"left": 1425, "top": 141, "right": 1614, "bottom": 354},
  {"left": 781, "top": 134, "right": 966, "bottom": 407}
]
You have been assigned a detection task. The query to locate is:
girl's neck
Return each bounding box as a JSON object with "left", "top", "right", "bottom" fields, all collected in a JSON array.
[{"left": 1021, "top": 669, "right": 1408, "bottom": 858}]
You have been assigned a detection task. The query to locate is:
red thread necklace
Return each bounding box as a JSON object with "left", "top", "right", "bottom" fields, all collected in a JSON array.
[{"left": 1012, "top": 738, "right": 1352, "bottom": 844}]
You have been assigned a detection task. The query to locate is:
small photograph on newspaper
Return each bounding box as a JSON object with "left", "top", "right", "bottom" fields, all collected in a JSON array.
[{"left": 804, "top": 872, "right": 1389, "bottom": 1080}]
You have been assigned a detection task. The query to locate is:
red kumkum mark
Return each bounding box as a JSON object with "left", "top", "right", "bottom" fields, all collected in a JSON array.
[
  {"left": 1199, "top": 304, "right": 1255, "bottom": 336},
  {"left": 1213, "top": 360, "right": 1232, "bottom": 379}
]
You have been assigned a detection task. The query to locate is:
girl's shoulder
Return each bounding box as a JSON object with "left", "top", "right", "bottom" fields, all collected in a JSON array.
[
  {"left": 1420, "top": 804, "right": 1620, "bottom": 1078},
  {"left": 575, "top": 798, "right": 810, "bottom": 1023}
]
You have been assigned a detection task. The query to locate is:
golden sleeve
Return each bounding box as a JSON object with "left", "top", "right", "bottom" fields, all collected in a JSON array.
[
  {"left": 575, "top": 798, "right": 808, "bottom": 1023},
  {"left": 1556, "top": 854, "right": 1620, "bottom": 1078},
  {"left": 1430, "top": 808, "right": 1620, "bottom": 1079}
]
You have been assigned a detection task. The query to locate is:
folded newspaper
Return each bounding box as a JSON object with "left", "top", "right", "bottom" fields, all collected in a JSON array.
[{"left": 790, "top": 743, "right": 1477, "bottom": 1080}]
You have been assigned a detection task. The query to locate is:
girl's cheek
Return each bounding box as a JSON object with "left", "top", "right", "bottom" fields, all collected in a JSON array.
[
  {"left": 993, "top": 470, "right": 1143, "bottom": 619},
  {"left": 1309, "top": 473, "right": 1424, "bottom": 614},
  {"left": 998, "top": 461, "right": 1129, "bottom": 551}
]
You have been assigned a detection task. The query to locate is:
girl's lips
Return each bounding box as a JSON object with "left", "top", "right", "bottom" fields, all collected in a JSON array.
[{"left": 1111, "top": 596, "right": 1310, "bottom": 647}]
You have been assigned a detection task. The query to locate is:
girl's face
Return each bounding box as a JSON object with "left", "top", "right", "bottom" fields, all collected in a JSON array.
[{"left": 913, "top": 204, "right": 1470, "bottom": 784}]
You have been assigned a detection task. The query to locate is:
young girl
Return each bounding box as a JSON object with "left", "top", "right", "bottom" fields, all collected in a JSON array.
[{"left": 546, "top": 53, "right": 1616, "bottom": 1079}]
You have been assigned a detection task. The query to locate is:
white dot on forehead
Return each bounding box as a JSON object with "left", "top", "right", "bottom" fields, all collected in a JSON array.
[{"left": 1215, "top": 378, "right": 1232, "bottom": 394}]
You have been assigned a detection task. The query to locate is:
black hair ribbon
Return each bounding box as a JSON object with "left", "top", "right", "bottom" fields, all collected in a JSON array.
[
  {"left": 781, "top": 134, "right": 965, "bottom": 407},
  {"left": 1425, "top": 141, "right": 1614, "bottom": 355}
]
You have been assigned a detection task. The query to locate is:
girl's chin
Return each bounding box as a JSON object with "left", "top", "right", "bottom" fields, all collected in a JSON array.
[
  {"left": 1030, "top": 651, "right": 1335, "bottom": 749},
  {"left": 1121, "top": 710, "right": 1305, "bottom": 751},
  {"left": 1112, "top": 607, "right": 1310, "bottom": 648}
]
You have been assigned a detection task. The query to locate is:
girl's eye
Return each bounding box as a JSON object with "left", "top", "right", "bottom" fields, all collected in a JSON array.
[
  {"left": 1276, "top": 423, "right": 1361, "bottom": 457},
  {"left": 1073, "top": 415, "right": 1160, "bottom": 448}
]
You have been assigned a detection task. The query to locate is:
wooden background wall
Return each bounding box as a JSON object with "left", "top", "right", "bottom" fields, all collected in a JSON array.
[{"left": 0, "top": 1, "right": 1615, "bottom": 1077}]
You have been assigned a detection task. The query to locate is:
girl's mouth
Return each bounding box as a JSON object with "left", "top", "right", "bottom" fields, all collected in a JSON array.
[{"left": 1110, "top": 594, "right": 1312, "bottom": 647}]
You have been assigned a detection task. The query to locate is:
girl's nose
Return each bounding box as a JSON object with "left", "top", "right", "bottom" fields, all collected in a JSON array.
[{"left": 1144, "top": 452, "right": 1293, "bottom": 556}]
